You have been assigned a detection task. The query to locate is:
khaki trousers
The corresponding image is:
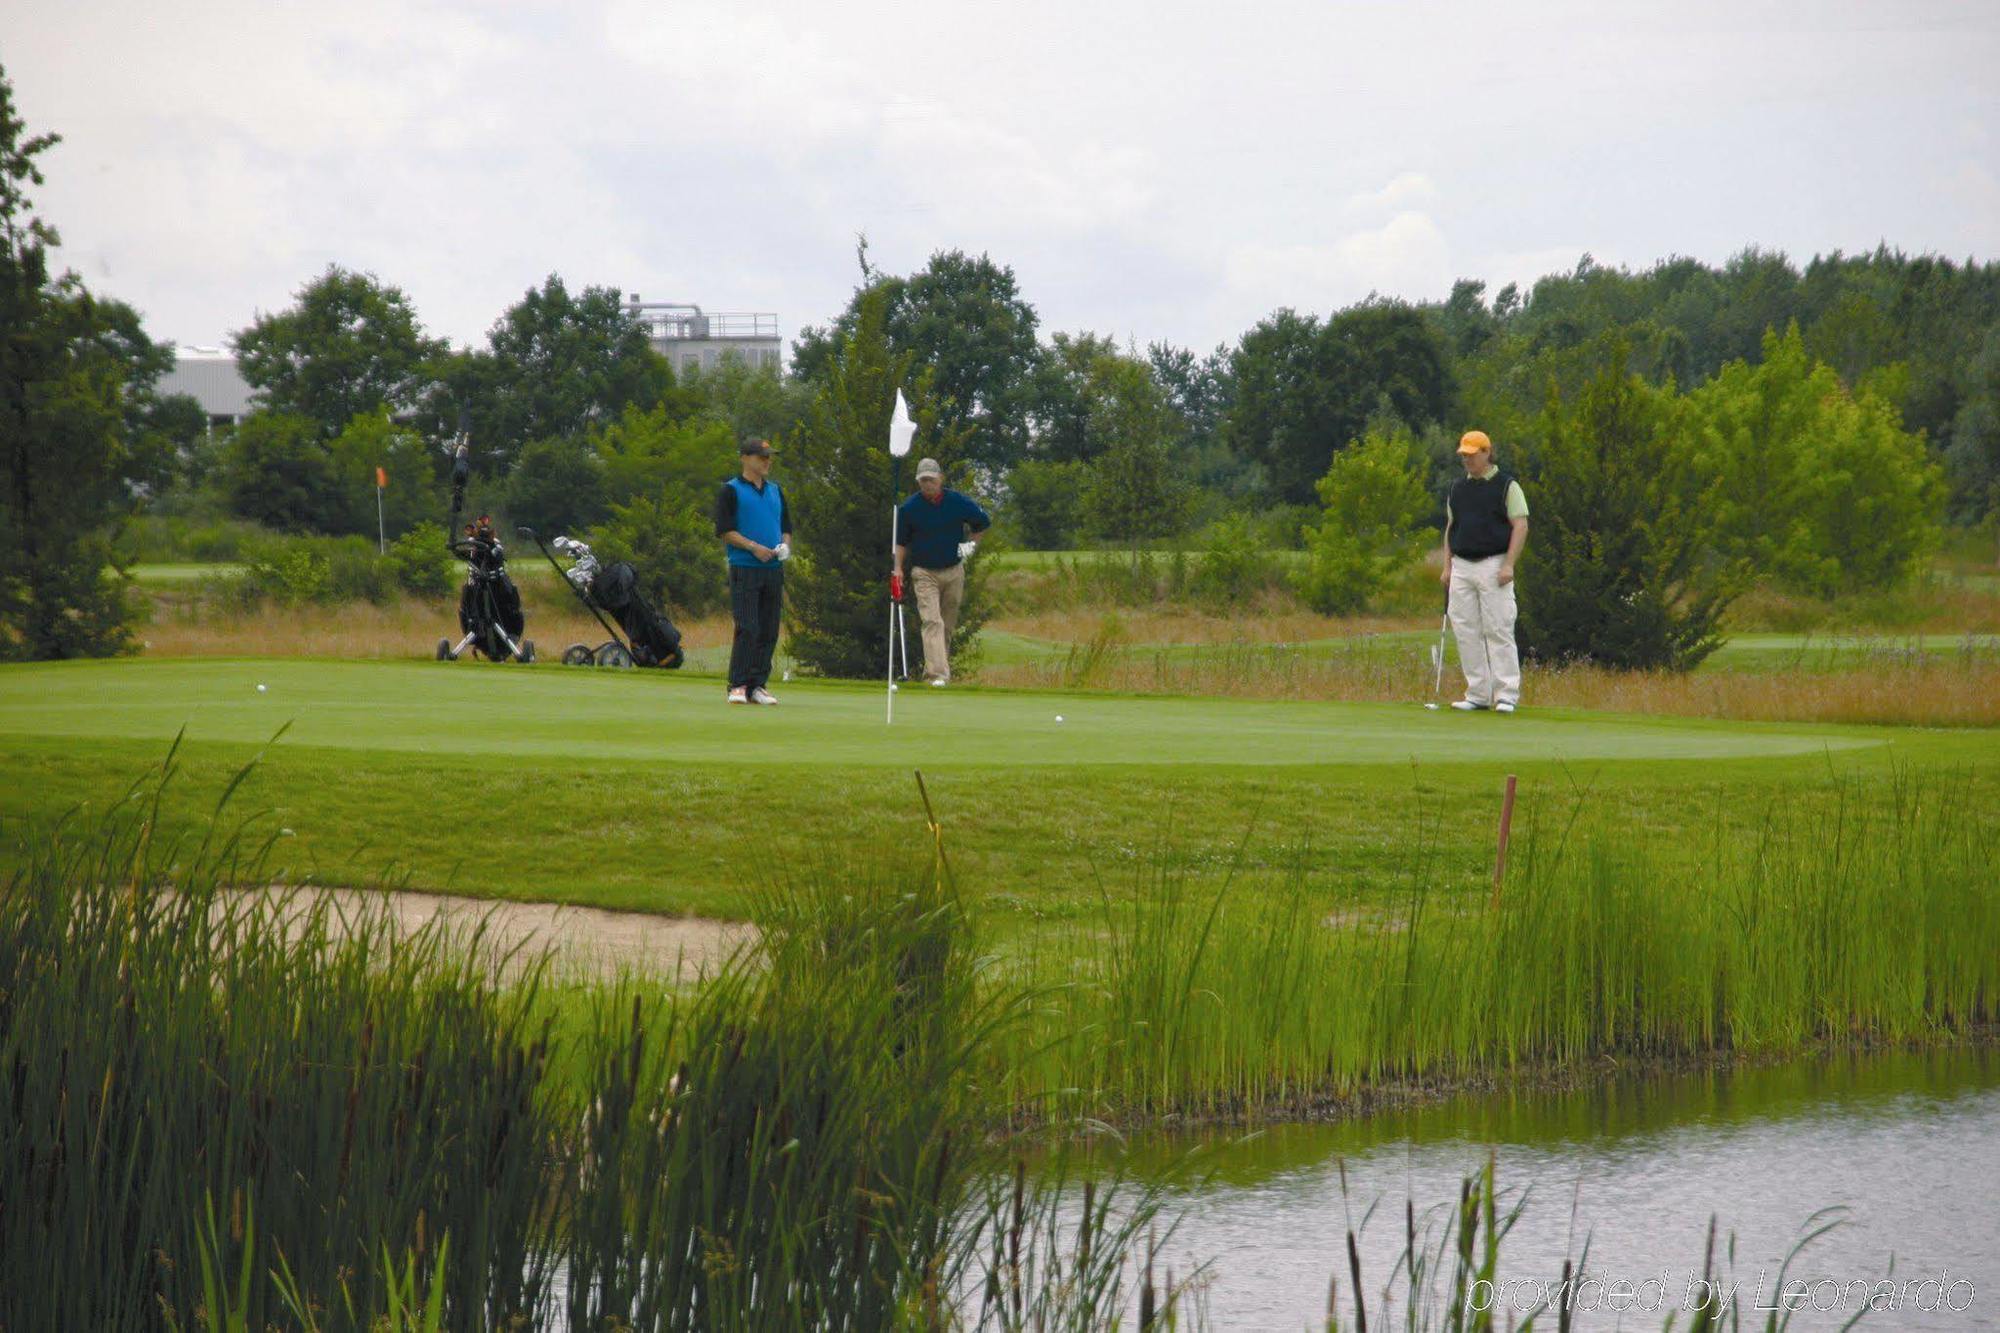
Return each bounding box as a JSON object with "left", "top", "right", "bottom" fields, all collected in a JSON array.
[
  {"left": 1448, "top": 554, "right": 1520, "bottom": 707},
  {"left": 911, "top": 563, "right": 965, "bottom": 681}
]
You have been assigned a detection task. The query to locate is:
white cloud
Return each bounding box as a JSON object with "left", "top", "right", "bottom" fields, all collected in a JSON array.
[
  {"left": 1341, "top": 173, "right": 1440, "bottom": 223},
  {"left": 2, "top": 0, "right": 1994, "bottom": 355},
  {"left": 1222, "top": 210, "right": 1454, "bottom": 323}
]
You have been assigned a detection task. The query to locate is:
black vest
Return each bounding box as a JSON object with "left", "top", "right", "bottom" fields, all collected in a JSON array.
[{"left": 1448, "top": 467, "right": 1517, "bottom": 560}]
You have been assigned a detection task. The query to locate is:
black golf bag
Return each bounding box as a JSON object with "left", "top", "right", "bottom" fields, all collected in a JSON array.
[
  {"left": 526, "top": 531, "right": 684, "bottom": 669},
  {"left": 439, "top": 515, "right": 533, "bottom": 663},
  {"left": 436, "top": 433, "right": 533, "bottom": 663}
]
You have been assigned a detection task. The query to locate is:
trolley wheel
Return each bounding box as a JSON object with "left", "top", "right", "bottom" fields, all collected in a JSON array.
[
  {"left": 562, "top": 643, "right": 595, "bottom": 667},
  {"left": 436, "top": 638, "right": 452, "bottom": 661},
  {"left": 518, "top": 639, "right": 536, "bottom": 664},
  {"left": 664, "top": 646, "right": 685, "bottom": 670},
  {"left": 595, "top": 641, "right": 633, "bottom": 669}
]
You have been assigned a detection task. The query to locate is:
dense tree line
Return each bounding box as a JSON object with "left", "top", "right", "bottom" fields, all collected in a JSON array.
[{"left": 7, "top": 51, "right": 1992, "bottom": 667}]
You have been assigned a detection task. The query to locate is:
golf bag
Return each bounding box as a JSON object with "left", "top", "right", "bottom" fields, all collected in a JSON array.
[
  {"left": 437, "top": 440, "right": 533, "bottom": 663},
  {"left": 527, "top": 530, "right": 684, "bottom": 669}
]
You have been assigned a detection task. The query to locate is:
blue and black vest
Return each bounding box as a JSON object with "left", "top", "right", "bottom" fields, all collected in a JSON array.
[{"left": 725, "top": 477, "right": 786, "bottom": 568}]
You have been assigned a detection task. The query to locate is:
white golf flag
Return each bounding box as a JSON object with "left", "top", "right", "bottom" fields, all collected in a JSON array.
[{"left": 888, "top": 390, "right": 916, "bottom": 458}]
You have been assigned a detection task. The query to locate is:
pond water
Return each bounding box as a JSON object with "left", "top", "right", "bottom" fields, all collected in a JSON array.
[{"left": 1127, "top": 1048, "right": 1998, "bottom": 1330}]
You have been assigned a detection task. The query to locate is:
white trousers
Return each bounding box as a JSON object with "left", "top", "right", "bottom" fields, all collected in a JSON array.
[{"left": 1448, "top": 555, "right": 1520, "bottom": 707}]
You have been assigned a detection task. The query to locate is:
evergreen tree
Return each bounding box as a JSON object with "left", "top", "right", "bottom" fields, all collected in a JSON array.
[
  {"left": 0, "top": 66, "right": 152, "bottom": 659},
  {"left": 1516, "top": 343, "right": 1741, "bottom": 670},
  {"left": 785, "top": 286, "right": 981, "bottom": 678}
]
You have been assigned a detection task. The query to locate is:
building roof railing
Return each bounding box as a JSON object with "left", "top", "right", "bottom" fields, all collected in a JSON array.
[{"left": 624, "top": 299, "right": 778, "bottom": 342}]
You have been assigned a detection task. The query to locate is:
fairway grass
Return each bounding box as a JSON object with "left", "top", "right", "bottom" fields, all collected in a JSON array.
[{"left": 2, "top": 658, "right": 1991, "bottom": 924}]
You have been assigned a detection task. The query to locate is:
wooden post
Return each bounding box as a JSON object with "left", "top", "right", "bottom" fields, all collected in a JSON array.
[{"left": 1491, "top": 773, "right": 1517, "bottom": 909}]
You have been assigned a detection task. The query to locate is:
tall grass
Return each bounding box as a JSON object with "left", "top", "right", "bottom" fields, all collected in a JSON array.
[
  {"left": 0, "top": 758, "right": 565, "bottom": 1328},
  {"left": 1001, "top": 772, "right": 1999, "bottom": 1120},
  {"left": 0, "top": 758, "right": 1170, "bottom": 1329},
  {"left": 978, "top": 636, "right": 2000, "bottom": 727}
]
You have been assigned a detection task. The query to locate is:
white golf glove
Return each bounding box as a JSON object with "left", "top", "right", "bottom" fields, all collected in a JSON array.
[
  {"left": 774, "top": 542, "right": 792, "bottom": 562},
  {"left": 957, "top": 541, "right": 976, "bottom": 562}
]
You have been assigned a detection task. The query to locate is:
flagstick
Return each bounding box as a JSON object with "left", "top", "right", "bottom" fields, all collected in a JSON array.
[
  {"left": 886, "top": 454, "right": 903, "bottom": 723},
  {"left": 884, "top": 389, "right": 916, "bottom": 724}
]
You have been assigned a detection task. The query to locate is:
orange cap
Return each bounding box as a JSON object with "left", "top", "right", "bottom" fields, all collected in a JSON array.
[{"left": 1457, "top": 430, "right": 1492, "bottom": 455}]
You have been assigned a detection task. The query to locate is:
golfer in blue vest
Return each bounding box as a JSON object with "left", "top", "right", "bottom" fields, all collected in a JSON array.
[
  {"left": 893, "top": 458, "right": 990, "bottom": 685},
  {"left": 714, "top": 437, "right": 791, "bottom": 705}
]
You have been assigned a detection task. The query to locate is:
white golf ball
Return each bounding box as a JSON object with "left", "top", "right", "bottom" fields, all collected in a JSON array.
[
  {"left": 889, "top": 683, "right": 898, "bottom": 692},
  {"left": 1054, "top": 714, "right": 1064, "bottom": 723},
  {"left": 256, "top": 684, "right": 267, "bottom": 693}
]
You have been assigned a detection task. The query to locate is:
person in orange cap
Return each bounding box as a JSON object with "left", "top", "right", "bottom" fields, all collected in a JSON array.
[{"left": 1440, "top": 430, "right": 1529, "bottom": 712}]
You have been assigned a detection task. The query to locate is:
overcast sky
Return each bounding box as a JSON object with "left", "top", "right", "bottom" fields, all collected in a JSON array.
[{"left": 4, "top": 1, "right": 1996, "bottom": 357}]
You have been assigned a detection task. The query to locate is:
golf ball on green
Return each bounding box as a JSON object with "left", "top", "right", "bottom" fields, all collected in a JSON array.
[
  {"left": 1054, "top": 715, "right": 1064, "bottom": 723},
  {"left": 256, "top": 684, "right": 267, "bottom": 693}
]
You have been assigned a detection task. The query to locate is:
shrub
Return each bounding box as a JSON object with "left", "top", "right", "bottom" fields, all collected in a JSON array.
[
  {"left": 1294, "top": 429, "right": 1432, "bottom": 615},
  {"left": 1191, "top": 514, "right": 1287, "bottom": 606},
  {"left": 1517, "top": 344, "right": 1742, "bottom": 670},
  {"left": 1003, "top": 458, "right": 1088, "bottom": 550},
  {"left": 506, "top": 436, "right": 607, "bottom": 537},
  {"left": 588, "top": 493, "right": 726, "bottom": 617},
  {"left": 1683, "top": 327, "right": 1946, "bottom": 597},
  {"left": 384, "top": 526, "right": 454, "bottom": 597},
  {"left": 216, "top": 534, "right": 395, "bottom": 609}
]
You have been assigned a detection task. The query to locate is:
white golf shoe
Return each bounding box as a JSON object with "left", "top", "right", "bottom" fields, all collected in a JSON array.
[
  {"left": 750, "top": 687, "right": 778, "bottom": 705},
  {"left": 1450, "top": 699, "right": 1489, "bottom": 712}
]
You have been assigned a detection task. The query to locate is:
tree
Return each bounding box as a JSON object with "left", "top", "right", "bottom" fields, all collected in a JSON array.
[
  {"left": 1515, "top": 344, "right": 1740, "bottom": 670},
  {"left": 327, "top": 410, "right": 443, "bottom": 540},
  {"left": 1148, "top": 341, "right": 1244, "bottom": 493},
  {"left": 448, "top": 275, "right": 679, "bottom": 469},
  {"left": 0, "top": 66, "right": 155, "bottom": 658},
  {"left": 233, "top": 266, "right": 446, "bottom": 438},
  {"left": 221, "top": 413, "right": 336, "bottom": 533},
  {"left": 506, "top": 436, "right": 608, "bottom": 536},
  {"left": 785, "top": 285, "right": 980, "bottom": 678},
  {"left": 796, "top": 248, "right": 1039, "bottom": 471},
  {"left": 1025, "top": 332, "right": 1121, "bottom": 463},
  {"left": 592, "top": 405, "right": 736, "bottom": 511},
  {"left": 1945, "top": 328, "right": 2000, "bottom": 523},
  {"left": 1295, "top": 428, "right": 1432, "bottom": 615},
  {"left": 589, "top": 494, "right": 725, "bottom": 617},
  {"left": 1003, "top": 458, "right": 1088, "bottom": 550},
  {"left": 1080, "top": 353, "right": 1192, "bottom": 542},
  {"left": 1225, "top": 301, "right": 1450, "bottom": 505},
  {"left": 677, "top": 356, "right": 812, "bottom": 445},
  {"left": 1682, "top": 327, "right": 1945, "bottom": 596}
]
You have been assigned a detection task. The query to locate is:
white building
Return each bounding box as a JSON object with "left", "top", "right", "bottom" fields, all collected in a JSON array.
[
  {"left": 158, "top": 346, "right": 255, "bottom": 429},
  {"left": 625, "top": 298, "right": 782, "bottom": 377}
]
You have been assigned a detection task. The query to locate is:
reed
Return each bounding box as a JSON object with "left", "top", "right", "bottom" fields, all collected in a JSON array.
[
  {"left": 1000, "top": 771, "right": 1999, "bottom": 1121},
  {"left": 0, "top": 758, "right": 1171, "bottom": 1329},
  {"left": 0, "top": 751, "right": 566, "bottom": 1328}
]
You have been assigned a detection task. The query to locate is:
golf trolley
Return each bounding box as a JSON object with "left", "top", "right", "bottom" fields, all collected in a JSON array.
[
  {"left": 520, "top": 527, "right": 685, "bottom": 670},
  {"left": 436, "top": 439, "right": 534, "bottom": 664}
]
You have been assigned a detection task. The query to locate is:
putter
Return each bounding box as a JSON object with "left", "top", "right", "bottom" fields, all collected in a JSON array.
[{"left": 1425, "top": 599, "right": 1448, "bottom": 709}]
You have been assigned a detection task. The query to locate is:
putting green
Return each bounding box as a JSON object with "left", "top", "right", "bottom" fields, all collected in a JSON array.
[{"left": 0, "top": 659, "right": 1882, "bottom": 768}]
